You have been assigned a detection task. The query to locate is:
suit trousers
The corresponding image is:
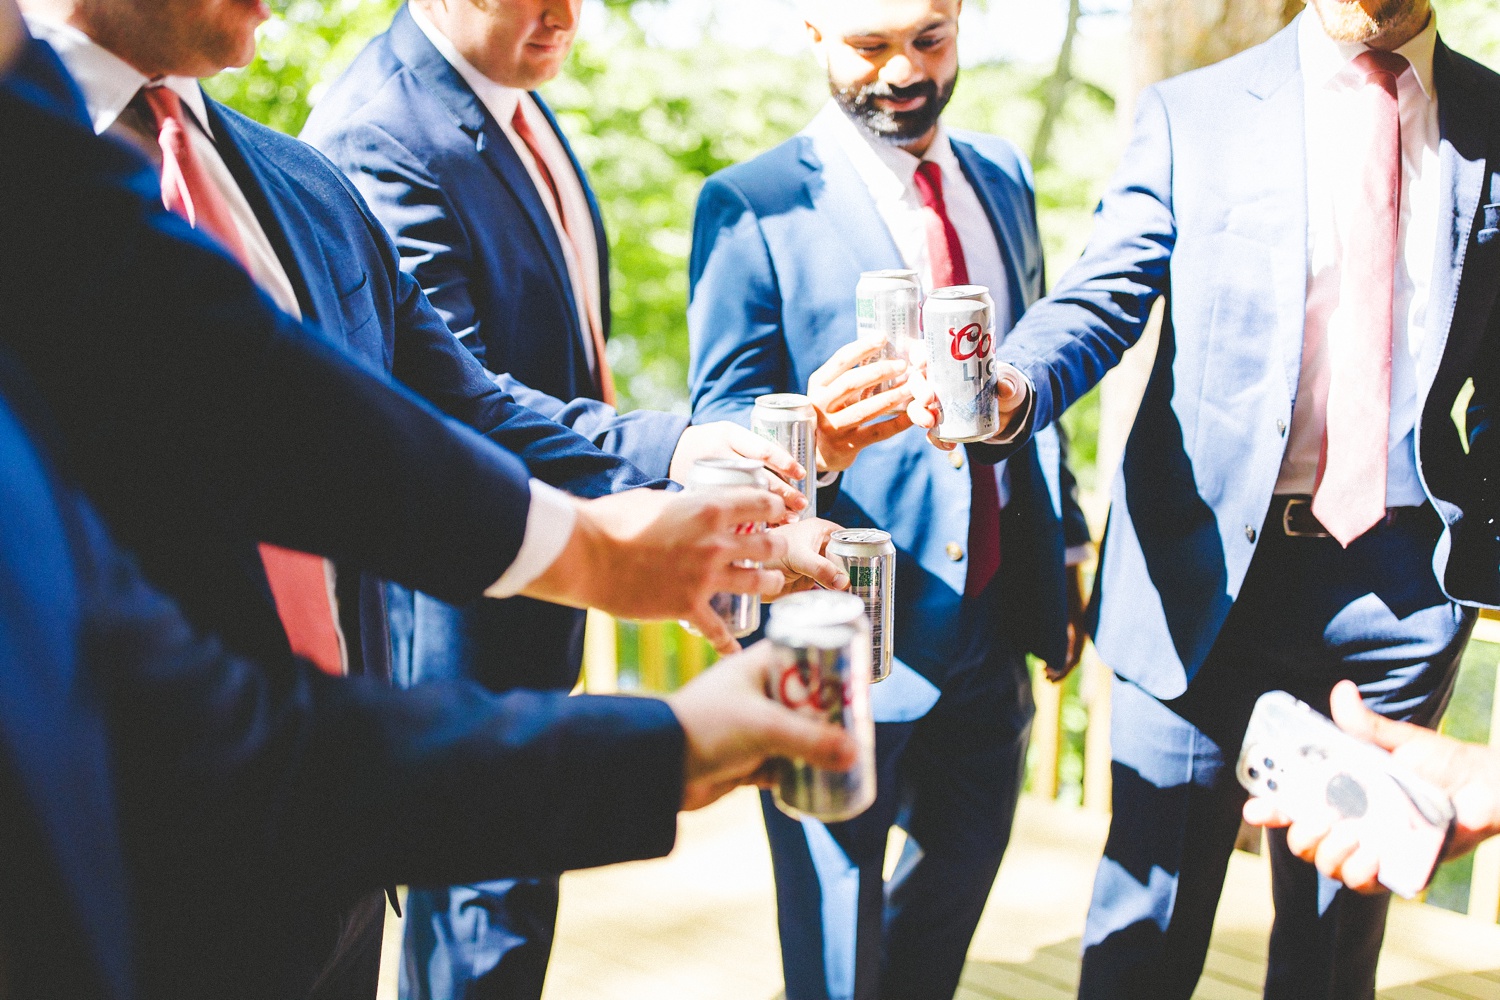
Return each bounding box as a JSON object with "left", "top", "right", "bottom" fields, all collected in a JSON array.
[
  {"left": 763, "top": 639, "right": 1034, "bottom": 1000},
  {"left": 389, "top": 585, "right": 576, "bottom": 1000},
  {"left": 1079, "top": 503, "right": 1475, "bottom": 1000}
]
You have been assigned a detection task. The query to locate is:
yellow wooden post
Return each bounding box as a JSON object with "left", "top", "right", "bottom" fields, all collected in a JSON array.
[
  {"left": 581, "top": 610, "right": 619, "bottom": 694},
  {"left": 1081, "top": 644, "right": 1114, "bottom": 812},
  {"left": 638, "top": 621, "right": 670, "bottom": 693},
  {"left": 1030, "top": 659, "right": 1064, "bottom": 800},
  {"left": 676, "top": 625, "right": 707, "bottom": 686},
  {"left": 1467, "top": 611, "right": 1500, "bottom": 922}
]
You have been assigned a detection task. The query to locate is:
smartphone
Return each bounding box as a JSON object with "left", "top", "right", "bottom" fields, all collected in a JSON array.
[{"left": 1237, "top": 690, "right": 1454, "bottom": 898}]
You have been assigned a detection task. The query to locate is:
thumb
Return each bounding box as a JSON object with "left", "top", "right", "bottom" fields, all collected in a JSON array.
[
  {"left": 1330, "top": 679, "right": 1423, "bottom": 752},
  {"left": 755, "top": 702, "right": 859, "bottom": 772},
  {"left": 995, "top": 366, "right": 1026, "bottom": 408}
]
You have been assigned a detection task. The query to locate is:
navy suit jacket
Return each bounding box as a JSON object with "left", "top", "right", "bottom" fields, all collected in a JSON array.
[
  {"left": 689, "top": 113, "right": 1089, "bottom": 718},
  {"left": 204, "top": 96, "right": 668, "bottom": 681},
  {"left": 995, "top": 17, "right": 1500, "bottom": 700},
  {"left": 0, "top": 348, "right": 687, "bottom": 1000},
  {"left": 301, "top": 4, "right": 687, "bottom": 477}
]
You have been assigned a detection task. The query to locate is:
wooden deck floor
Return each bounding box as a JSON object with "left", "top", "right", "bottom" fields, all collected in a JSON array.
[{"left": 521, "top": 788, "right": 1500, "bottom": 1000}]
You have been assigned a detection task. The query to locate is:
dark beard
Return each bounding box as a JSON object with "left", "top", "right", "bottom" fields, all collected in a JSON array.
[{"left": 831, "top": 71, "right": 957, "bottom": 146}]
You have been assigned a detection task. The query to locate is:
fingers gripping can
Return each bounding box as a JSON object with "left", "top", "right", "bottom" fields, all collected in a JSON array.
[
  {"left": 826, "top": 529, "right": 895, "bottom": 683},
  {"left": 856, "top": 269, "right": 922, "bottom": 392},
  {"left": 687, "top": 457, "right": 768, "bottom": 638},
  {"left": 767, "top": 591, "right": 876, "bottom": 823},
  {"left": 750, "top": 393, "right": 817, "bottom": 521},
  {"left": 922, "top": 285, "right": 1000, "bottom": 443}
]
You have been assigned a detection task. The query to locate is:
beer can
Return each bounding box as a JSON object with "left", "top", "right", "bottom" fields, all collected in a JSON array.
[
  {"left": 826, "top": 528, "right": 895, "bottom": 683},
  {"left": 856, "top": 269, "right": 922, "bottom": 393},
  {"left": 687, "top": 457, "right": 767, "bottom": 638},
  {"left": 750, "top": 393, "right": 818, "bottom": 522},
  {"left": 921, "top": 285, "right": 999, "bottom": 443},
  {"left": 766, "top": 591, "right": 876, "bottom": 823}
]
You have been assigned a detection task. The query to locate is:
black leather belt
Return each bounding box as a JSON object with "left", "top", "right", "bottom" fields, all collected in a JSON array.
[{"left": 1270, "top": 495, "right": 1425, "bottom": 538}]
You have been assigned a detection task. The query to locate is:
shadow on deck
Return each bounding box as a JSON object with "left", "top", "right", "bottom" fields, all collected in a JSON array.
[{"left": 516, "top": 788, "right": 1500, "bottom": 1000}]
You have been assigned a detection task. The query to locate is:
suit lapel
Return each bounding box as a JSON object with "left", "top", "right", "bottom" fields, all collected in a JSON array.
[
  {"left": 1245, "top": 22, "right": 1309, "bottom": 402},
  {"left": 801, "top": 124, "right": 906, "bottom": 275},
  {"left": 203, "top": 97, "right": 325, "bottom": 326},
  {"left": 387, "top": 6, "right": 580, "bottom": 333},
  {"left": 1422, "top": 40, "right": 1494, "bottom": 397},
  {"left": 950, "top": 139, "right": 1029, "bottom": 321},
  {"left": 534, "top": 93, "right": 612, "bottom": 341}
]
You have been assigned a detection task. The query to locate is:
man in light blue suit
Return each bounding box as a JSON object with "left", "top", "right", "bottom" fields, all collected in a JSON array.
[
  {"left": 927, "top": 0, "right": 1500, "bottom": 996},
  {"left": 689, "top": 2, "right": 1091, "bottom": 997}
]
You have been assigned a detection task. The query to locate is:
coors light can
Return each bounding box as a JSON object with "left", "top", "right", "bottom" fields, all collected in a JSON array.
[
  {"left": 826, "top": 528, "right": 895, "bottom": 683},
  {"left": 856, "top": 269, "right": 922, "bottom": 392},
  {"left": 922, "top": 285, "right": 999, "bottom": 443},
  {"left": 687, "top": 457, "right": 768, "bottom": 638},
  {"left": 751, "top": 393, "right": 818, "bottom": 521},
  {"left": 767, "top": 591, "right": 876, "bottom": 823}
]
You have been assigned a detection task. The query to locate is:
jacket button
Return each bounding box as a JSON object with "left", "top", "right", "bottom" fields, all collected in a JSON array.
[
  {"left": 949, "top": 448, "right": 965, "bottom": 469},
  {"left": 1245, "top": 525, "right": 1257, "bottom": 543},
  {"left": 946, "top": 542, "right": 964, "bottom": 561},
  {"left": 1276, "top": 419, "right": 1287, "bottom": 436}
]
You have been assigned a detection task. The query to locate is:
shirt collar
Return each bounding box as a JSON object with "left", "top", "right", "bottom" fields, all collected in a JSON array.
[
  {"left": 24, "top": 14, "right": 212, "bottom": 137},
  {"left": 820, "top": 98, "right": 955, "bottom": 203},
  {"left": 407, "top": 1, "right": 522, "bottom": 124},
  {"left": 1297, "top": 7, "right": 1438, "bottom": 100}
]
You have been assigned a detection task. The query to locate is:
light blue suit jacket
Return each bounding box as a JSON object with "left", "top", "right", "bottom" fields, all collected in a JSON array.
[
  {"left": 690, "top": 114, "right": 1090, "bottom": 721},
  {"left": 996, "top": 17, "right": 1500, "bottom": 700}
]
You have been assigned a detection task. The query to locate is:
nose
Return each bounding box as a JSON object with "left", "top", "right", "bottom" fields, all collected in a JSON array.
[
  {"left": 543, "top": 0, "right": 580, "bottom": 32},
  {"left": 880, "top": 53, "right": 923, "bottom": 89}
]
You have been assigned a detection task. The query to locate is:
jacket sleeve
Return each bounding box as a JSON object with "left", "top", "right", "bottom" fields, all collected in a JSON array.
[
  {"left": 992, "top": 85, "right": 1177, "bottom": 453},
  {"left": 0, "top": 88, "right": 532, "bottom": 605}
]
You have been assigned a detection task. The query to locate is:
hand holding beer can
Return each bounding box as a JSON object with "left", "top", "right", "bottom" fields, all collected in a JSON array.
[
  {"left": 921, "top": 285, "right": 1000, "bottom": 443},
  {"left": 686, "top": 457, "right": 768, "bottom": 639},
  {"left": 766, "top": 591, "right": 877, "bottom": 823},
  {"left": 750, "top": 393, "right": 818, "bottom": 521},
  {"left": 826, "top": 529, "right": 895, "bottom": 683}
]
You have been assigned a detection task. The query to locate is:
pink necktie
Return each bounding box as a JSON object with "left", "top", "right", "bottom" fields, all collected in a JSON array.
[
  {"left": 1311, "top": 51, "right": 1408, "bottom": 547},
  {"left": 914, "top": 161, "right": 1001, "bottom": 598},
  {"left": 142, "top": 86, "right": 346, "bottom": 677},
  {"left": 511, "top": 103, "right": 616, "bottom": 406}
]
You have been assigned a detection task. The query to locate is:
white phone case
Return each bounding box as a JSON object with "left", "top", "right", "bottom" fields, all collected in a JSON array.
[{"left": 1237, "top": 691, "right": 1454, "bottom": 898}]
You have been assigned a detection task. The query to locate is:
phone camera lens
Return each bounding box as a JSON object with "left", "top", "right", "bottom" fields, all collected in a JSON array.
[
  {"left": 1247, "top": 766, "right": 1260, "bottom": 780},
  {"left": 1266, "top": 778, "right": 1278, "bottom": 792},
  {"left": 1263, "top": 757, "right": 1275, "bottom": 769}
]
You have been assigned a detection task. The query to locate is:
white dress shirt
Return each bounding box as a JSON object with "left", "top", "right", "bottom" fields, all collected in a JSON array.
[
  {"left": 409, "top": 3, "right": 603, "bottom": 377},
  {"left": 1274, "top": 12, "right": 1440, "bottom": 506},
  {"left": 31, "top": 15, "right": 574, "bottom": 602}
]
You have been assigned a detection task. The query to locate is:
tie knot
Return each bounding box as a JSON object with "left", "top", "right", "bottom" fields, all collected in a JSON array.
[
  {"left": 140, "top": 84, "right": 185, "bottom": 127},
  {"left": 913, "top": 160, "right": 944, "bottom": 209},
  {"left": 1352, "top": 49, "right": 1409, "bottom": 84}
]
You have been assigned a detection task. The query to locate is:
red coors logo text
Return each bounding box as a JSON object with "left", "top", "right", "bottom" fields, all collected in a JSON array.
[
  {"left": 948, "top": 322, "right": 991, "bottom": 362},
  {"left": 778, "top": 665, "right": 849, "bottom": 714}
]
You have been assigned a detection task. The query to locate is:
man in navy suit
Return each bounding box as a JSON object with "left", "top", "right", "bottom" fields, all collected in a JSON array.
[
  {"left": 301, "top": 4, "right": 883, "bottom": 995},
  {"left": 1, "top": 11, "right": 841, "bottom": 998},
  {"left": 910, "top": 0, "right": 1500, "bottom": 996},
  {"left": 689, "top": 2, "right": 1092, "bottom": 997}
]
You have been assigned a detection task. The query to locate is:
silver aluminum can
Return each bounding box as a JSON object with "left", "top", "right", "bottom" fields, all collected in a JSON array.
[
  {"left": 826, "top": 529, "right": 895, "bottom": 683},
  {"left": 767, "top": 591, "right": 876, "bottom": 823},
  {"left": 751, "top": 393, "right": 817, "bottom": 521},
  {"left": 687, "top": 457, "right": 767, "bottom": 638},
  {"left": 922, "top": 285, "right": 999, "bottom": 443},
  {"left": 856, "top": 269, "right": 921, "bottom": 393}
]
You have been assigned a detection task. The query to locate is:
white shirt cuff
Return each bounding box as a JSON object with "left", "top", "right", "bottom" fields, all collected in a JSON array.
[
  {"left": 483, "top": 480, "right": 577, "bottom": 599},
  {"left": 815, "top": 469, "right": 840, "bottom": 488},
  {"left": 1065, "top": 544, "right": 1094, "bottom": 567},
  {"left": 986, "top": 374, "right": 1037, "bottom": 445}
]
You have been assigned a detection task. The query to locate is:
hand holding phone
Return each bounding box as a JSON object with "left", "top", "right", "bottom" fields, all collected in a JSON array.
[{"left": 1237, "top": 691, "right": 1455, "bottom": 898}]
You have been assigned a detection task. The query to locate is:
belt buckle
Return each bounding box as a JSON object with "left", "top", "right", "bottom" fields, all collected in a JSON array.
[{"left": 1282, "top": 497, "right": 1331, "bottom": 538}]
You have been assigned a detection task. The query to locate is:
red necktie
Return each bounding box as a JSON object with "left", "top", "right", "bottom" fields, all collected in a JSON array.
[
  {"left": 142, "top": 86, "right": 346, "bottom": 676},
  {"left": 510, "top": 102, "right": 616, "bottom": 406},
  {"left": 914, "top": 161, "right": 1001, "bottom": 598},
  {"left": 1311, "top": 51, "right": 1407, "bottom": 547}
]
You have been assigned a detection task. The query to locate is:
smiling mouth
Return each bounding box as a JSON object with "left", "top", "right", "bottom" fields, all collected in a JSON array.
[{"left": 876, "top": 94, "right": 928, "bottom": 113}]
